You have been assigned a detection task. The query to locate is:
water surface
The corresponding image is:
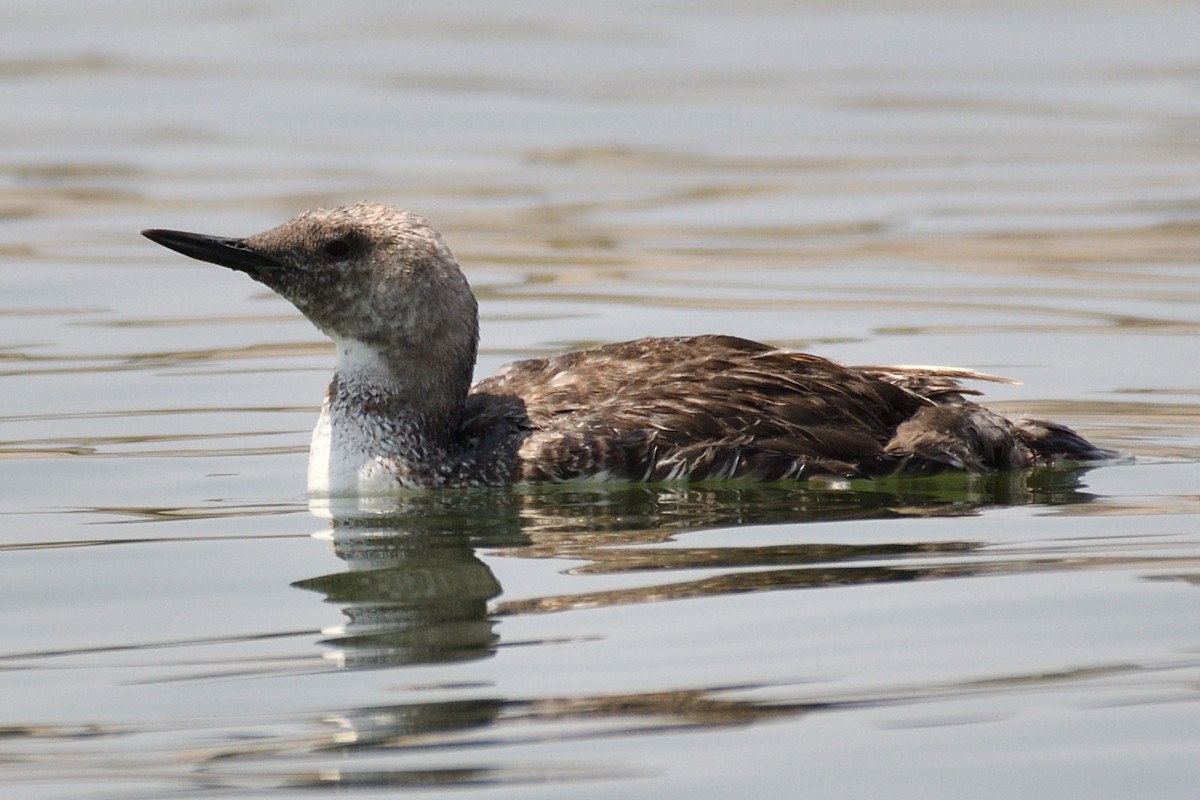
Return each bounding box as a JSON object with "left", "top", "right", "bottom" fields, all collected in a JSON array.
[{"left": 2, "top": 2, "right": 1199, "bottom": 798}]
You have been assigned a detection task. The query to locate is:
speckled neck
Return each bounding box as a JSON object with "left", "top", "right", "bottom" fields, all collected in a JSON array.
[{"left": 306, "top": 338, "right": 465, "bottom": 494}]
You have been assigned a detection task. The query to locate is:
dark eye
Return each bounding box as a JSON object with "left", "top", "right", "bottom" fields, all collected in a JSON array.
[{"left": 324, "top": 239, "right": 350, "bottom": 259}]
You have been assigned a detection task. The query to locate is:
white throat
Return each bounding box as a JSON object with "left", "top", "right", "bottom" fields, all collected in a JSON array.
[
  {"left": 307, "top": 337, "right": 410, "bottom": 496},
  {"left": 329, "top": 337, "right": 395, "bottom": 390}
]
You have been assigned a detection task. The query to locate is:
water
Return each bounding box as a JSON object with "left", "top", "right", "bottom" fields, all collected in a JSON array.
[{"left": 3, "top": 1, "right": 1200, "bottom": 797}]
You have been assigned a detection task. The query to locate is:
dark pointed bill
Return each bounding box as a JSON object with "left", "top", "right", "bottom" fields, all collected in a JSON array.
[{"left": 141, "top": 228, "right": 283, "bottom": 277}]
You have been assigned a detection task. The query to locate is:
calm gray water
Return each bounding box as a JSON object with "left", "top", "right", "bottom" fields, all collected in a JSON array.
[{"left": 3, "top": 2, "right": 1200, "bottom": 798}]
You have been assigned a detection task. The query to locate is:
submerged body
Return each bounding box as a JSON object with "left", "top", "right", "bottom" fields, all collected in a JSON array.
[{"left": 142, "top": 203, "right": 1114, "bottom": 495}]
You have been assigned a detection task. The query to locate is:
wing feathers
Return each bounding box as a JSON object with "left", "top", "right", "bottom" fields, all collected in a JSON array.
[{"left": 462, "top": 335, "right": 1101, "bottom": 483}]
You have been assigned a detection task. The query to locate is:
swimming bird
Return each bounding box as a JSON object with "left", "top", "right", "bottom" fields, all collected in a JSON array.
[{"left": 142, "top": 203, "right": 1114, "bottom": 494}]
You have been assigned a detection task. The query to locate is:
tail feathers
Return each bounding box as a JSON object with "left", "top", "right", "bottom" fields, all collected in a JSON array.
[
  {"left": 1013, "top": 418, "right": 1120, "bottom": 464},
  {"left": 884, "top": 405, "right": 1030, "bottom": 474},
  {"left": 883, "top": 406, "right": 1116, "bottom": 476}
]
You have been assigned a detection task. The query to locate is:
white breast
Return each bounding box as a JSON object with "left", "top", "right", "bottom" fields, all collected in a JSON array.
[{"left": 307, "top": 403, "right": 406, "bottom": 496}]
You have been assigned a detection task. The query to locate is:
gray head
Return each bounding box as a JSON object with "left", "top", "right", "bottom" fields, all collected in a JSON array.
[{"left": 143, "top": 204, "right": 480, "bottom": 422}]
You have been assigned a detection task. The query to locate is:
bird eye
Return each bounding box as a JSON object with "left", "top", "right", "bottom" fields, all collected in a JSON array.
[{"left": 324, "top": 239, "right": 350, "bottom": 259}]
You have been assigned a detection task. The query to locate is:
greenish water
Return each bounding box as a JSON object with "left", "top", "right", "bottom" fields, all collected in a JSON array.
[{"left": 2, "top": 2, "right": 1199, "bottom": 798}]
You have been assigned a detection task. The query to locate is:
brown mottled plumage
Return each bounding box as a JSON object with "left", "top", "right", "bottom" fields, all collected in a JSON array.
[{"left": 142, "top": 203, "right": 1115, "bottom": 495}]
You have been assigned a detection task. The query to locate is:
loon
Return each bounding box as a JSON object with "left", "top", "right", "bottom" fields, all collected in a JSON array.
[{"left": 142, "top": 203, "right": 1114, "bottom": 494}]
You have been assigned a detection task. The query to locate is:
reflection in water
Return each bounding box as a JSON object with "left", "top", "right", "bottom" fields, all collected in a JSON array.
[
  {"left": 293, "top": 492, "right": 530, "bottom": 670},
  {"left": 185, "top": 654, "right": 1198, "bottom": 794},
  {"left": 298, "top": 466, "right": 1104, "bottom": 670},
  {"left": 281, "top": 465, "right": 1126, "bottom": 775},
  {"left": 294, "top": 534, "right": 502, "bottom": 670},
  {"left": 8, "top": 472, "right": 1194, "bottom": 794}
]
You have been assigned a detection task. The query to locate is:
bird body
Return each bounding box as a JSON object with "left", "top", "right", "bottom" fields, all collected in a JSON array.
[{"left": 142, "top": 203, "right": 1114, "bottom": 495}]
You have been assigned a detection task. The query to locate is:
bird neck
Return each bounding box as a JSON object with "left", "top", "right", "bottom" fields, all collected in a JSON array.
[
  {"left": 328, "top": 337, "right": 467, "bottom": 441},
  {"left": 306, "top": 337, "right": 475, "bottom": 494}
]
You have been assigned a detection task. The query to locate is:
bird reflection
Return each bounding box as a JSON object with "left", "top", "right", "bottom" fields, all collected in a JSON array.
[
  {"left": 280, "top": 467, "right": 1107, "bottom": 775},
  {"left": 291, "top": 493, "right": 527, "bottom": 670},
  {"left": 292, "top": 467, "right": 1104, "bottom": 671}
]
